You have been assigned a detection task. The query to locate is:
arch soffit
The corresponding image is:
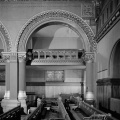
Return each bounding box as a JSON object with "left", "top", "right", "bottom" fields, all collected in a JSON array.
[
  {"left": 0, "top": 22, "right": 11, "bottom": 52},
  {"left": 17, "top": 10, "right": 97, "bottom": 52}
]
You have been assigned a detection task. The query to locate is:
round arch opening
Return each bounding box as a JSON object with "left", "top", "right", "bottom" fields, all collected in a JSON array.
[
  {"left": 26, "top": 21, "right": 85, "bottom": 51},
  {"left": 16, "top": 10, "right": 96, "bottom": 52},
  {"left": 109, "top": 39, "right": 120, "bottom": 78}
]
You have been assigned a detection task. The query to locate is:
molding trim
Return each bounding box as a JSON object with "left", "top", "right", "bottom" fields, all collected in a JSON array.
[
  {"left": 0, "top": 22, "right": 11, "bottom": 52},
  {"left": 16, "top": 10, "right": 96, "bottom": 52}
]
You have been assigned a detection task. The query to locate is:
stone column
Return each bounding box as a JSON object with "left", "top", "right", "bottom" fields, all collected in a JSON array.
[
  {"left": 18, "top": 52, "right": 27, "bottom": 113},
  {"left": 1, "top": 52, "right": 20, "bottom": 112},
  {"left": 85, "top": 52, "right": 95, "bottom": 104},
  {"left": 2, "top": 52, "right": 10, "bottom": 99}
]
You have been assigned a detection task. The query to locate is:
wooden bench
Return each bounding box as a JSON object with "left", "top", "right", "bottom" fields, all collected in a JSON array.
[
  {"left": 69, "top": 96, "right": 117, "bottom": 120},
  {"left": 57, "top": 99, "right": 71, "bottom": 120}
]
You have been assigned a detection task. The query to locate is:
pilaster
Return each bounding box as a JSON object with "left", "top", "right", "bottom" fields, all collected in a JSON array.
[
  {"left": 18, "top": 52, "right": 27, "bottom": 113},
  {"left": 2, "top": 52, "right": 10, "bottom": 99},
  {"left": 1, "top": 52, "right": 20, "bottom": 112},
  {"left": 84, "top": 52, "right": 95, "bottom": 103}
]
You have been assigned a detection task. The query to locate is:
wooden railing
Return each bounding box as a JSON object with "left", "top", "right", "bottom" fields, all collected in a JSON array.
[
  {"left": 0, "top": 106, "right": 21, "bottom": 120},
  {"left": 26, "top": 49, "right": 85, "bottom": 65},
  {"left": 57, "top": 99, "right": 71, "bottom": 120},
  {"left": 32, "top": 49, "right": 84, "bottom": 60},
  {"left": 24, "top": 102, "right": 43, "bottom": 120}
]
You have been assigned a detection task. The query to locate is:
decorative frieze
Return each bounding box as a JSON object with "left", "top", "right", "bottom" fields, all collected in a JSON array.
[
  {"left": 31, "top": 59, "right": 84, "bottom": 65},
  {"left": 1, "top": 52, "right": 27, "bottom": 62}
]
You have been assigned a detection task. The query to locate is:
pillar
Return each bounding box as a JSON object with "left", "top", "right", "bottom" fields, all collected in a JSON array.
[
  {"left": 18, "top": 52, "right": 27, "bottom": 113},
  {"left": 4, "top": 57, "right": 10, "bottom": 99},
  {"left": 85, "top": 52, "right": 95, "bottom": 104},
  {"left": 1, "top": 52, "right": 20, "bottom": 112}
]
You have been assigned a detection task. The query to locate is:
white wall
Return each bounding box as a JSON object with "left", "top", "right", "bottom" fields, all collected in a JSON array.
[
  {"left": 97, "top": 21, "right": 120, "bottom": 79},
  {"left": 26, "top": 67, "right": 83, "bottom": 98},
  {"left": 30, "top": 25, "right": 84, "bottom": 50}
]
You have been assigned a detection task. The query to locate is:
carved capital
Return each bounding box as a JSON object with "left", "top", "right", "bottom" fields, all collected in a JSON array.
[
  {"left": 18, "top": 52, "right": 26, "bottom": 62},
  {"left": 1, "top": 52, "right": 10, "bottom": 61},
  {"left": 10, "top": 52, "right": 18, "bottom": 62},
  {"left": 84, "top": 52, "right": 95, "bottom": 62}
]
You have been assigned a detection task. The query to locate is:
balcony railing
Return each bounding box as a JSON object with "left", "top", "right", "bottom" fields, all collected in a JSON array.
[
  {"left": 26, "top": 49, "right": 85, "bottom": 65},
  {"left": 29, "top": 49, "right": 84, "bottom": 60}
]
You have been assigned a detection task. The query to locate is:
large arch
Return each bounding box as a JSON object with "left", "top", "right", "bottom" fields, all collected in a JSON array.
[
  {"left": 16, "top": 10, "right": 97, "bottom": 52},
  {"left": 109, "top": 39, "right": 120, "bottom": 78},
  {"left": 0, "top": 22, "right": 11, "bottom": 52}
]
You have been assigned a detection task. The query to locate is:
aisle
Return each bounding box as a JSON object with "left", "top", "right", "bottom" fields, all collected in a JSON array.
[{"left": 40, "top": 108, "right": 60, "bottom": 120}]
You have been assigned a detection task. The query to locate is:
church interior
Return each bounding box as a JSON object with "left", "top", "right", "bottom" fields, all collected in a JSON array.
[{"left": 0, "top": 0, "right": 120, "bottom": 119}]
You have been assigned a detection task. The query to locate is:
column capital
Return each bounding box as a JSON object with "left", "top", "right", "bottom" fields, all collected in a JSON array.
[
  {"left": 10, "top": 52, "right": 17, "bottom": 62},
  {"left": 1, "top": 52, "right": 10, "bottom": 61},
  {"left": 18, "top": 52, "right": 26, "bottom": 62},
  {"left": 84, "top": 52, "right": 95, "bottom": 63}
]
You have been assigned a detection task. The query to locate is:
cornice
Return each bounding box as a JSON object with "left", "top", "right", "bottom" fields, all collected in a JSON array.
[{"left": 31, "top": 59, "right": 84, "bottom": 65}]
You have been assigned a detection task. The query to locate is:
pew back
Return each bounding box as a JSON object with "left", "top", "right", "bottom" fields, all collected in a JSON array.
[
  {"left": 57, "top": 99, "right": 71, "bottom": 120},
  {"left": 0, "top": 106, "right": 21, "bottom": 120},
  {"left": 70, "top": 96, "right": 117, "bottom": 120},
  {"left": 24, "top": 102, "right": 43, "bottom": 120}
]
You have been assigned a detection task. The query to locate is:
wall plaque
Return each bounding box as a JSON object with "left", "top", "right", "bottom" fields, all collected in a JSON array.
[{"left": 82, "top": 3, "right": 95, "bottom": 18}]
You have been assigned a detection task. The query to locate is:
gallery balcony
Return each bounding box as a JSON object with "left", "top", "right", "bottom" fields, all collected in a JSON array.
[{"left": 27, "top": 49, "right": 85, "bottom": 66}]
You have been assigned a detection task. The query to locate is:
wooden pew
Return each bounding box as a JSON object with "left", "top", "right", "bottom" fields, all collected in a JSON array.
[
  {"left": 57, "top": 99, "right": 71, "bottom": 120},
  {"left": 0, "top": 106, "right": 21, "bottom": 120},
  {"left": 69, "top": 96, "right": 117, "bottom": 120},
  {"left": 24, "top": 102, "right": 43, "bottom": 120}
]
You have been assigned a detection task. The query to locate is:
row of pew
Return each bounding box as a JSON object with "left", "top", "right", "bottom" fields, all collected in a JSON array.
[
  {"left": 25, "top": 98, "right": 71, "bottom": 120},
  {"left": 0, "top": 96, "right": 118, "bottom": 120},
  {"left": 66, "top": 96, "right": 118, "bottom": 120}
]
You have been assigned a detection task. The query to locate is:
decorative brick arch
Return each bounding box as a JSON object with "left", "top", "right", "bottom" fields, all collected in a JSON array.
[
  {"left": 17, "top": 10, "right": 97, "bottom": 52},
  {"left": 0, "top": 22, "right": 11, "bottom": 52}
]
